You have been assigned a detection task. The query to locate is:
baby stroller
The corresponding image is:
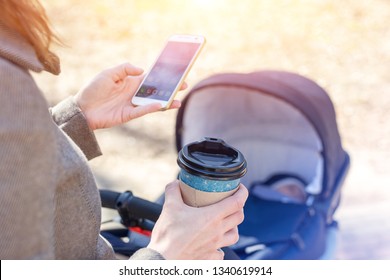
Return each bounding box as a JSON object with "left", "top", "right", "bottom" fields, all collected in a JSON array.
[
  {"left": 175, "top": 70, "right": 350, "bottom": 259},
  {"left": 100, "top": 70, "right": 350, "bottom": 260}
]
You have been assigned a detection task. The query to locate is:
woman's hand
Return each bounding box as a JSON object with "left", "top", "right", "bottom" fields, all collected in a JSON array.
[
  {"left": 73, "top": 62, "right": 184, "bottom": 130},
  {"left": 148, "top": 181, "right": 248, "bottom": 260}
]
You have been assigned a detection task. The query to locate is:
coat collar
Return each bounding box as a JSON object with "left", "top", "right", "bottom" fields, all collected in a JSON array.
[{"left": 0, "top": 23, "right": 60, "bottom": 75}]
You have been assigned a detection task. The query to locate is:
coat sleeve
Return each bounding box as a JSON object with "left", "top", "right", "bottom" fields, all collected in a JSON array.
[
  {"left": 130, "top": 248, "right": 166, "bottom": 260},
  {"left": 50, "top": 97, "right": 102, "bottom": 160}
]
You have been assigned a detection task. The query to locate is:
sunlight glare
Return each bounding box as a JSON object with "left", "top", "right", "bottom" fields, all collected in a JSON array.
[{"left": 190, "top": 0, "right": 222, "bottom": 9}]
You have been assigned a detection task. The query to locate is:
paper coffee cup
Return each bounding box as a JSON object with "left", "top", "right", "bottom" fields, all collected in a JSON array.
[{"left": 177, "top": 137, "right": 247, "bottom": 207}]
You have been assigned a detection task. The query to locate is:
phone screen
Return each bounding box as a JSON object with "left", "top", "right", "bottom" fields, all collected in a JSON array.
[{"left": 135, "top": 41, "right": 201, "bottom": 101}]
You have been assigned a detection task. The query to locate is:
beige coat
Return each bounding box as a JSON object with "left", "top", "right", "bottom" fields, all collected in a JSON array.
[{"left": 0, "top": 24, "right": 162, "bottom": 260}]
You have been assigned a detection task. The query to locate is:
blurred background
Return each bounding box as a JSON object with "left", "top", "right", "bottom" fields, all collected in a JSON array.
[{"left": 37, "top": 0, "right": 389, "bottom": 259}]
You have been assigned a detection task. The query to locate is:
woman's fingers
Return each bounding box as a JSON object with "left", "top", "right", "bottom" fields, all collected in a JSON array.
[
  {"left": 219, "top": 227, "right": 240, "bottom": 248},
  {"left": 167, "top": 100, "right": 182, "bottom": 109},
  {"left": 123, "top": 102, "right": 162, "bottom": 121},
  {"left": 222, "top": 209, "right": 245, "bottom": 232},
  {"left": 207, "top": 184, "right": 248, "bottom": 219},
  {"left": 180, "top": 82, "right": 188, "bottom": 90}
]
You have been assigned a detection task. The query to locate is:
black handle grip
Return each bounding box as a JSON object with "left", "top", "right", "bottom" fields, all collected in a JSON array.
[
  {"left": 100, "top": 189, "right": 121, "bottom": 209},
  {"left": 121, "top": 193, "right": 162, "bottom": 222},
  {"left": 100, "top": 189, "right": 162, "bottom": 223}
]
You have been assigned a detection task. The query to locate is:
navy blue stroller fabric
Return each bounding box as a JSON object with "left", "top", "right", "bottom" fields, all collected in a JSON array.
[
  {"left": 235, "top": 191, "right": 327, "bottom": 259},
  {"left": 175, "top": 70, "right": 350, "bottom": 259}
]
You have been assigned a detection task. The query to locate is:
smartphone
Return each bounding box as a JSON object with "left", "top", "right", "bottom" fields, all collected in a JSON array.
[{"left": 131, "top": 34, "right": 206, "bottom": 109}]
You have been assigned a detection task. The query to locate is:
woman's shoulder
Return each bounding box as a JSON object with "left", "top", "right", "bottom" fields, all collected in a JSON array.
[
  {"left": 0, "top": 55, "right": 38, "bottom": 88},
  {"left": 0, "top": 56, "right": 50, "bottom": 126}
]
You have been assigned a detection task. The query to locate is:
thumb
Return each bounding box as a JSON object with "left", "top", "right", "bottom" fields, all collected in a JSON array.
[
  {"left": 123, "top": 63, "right": 144, "bottom": 76},
  {"left": 109, "top": 62, "right": 144, "bottom": 82},
  {"left": 164, "top": 180, "right": 184, "bottom": 204}
]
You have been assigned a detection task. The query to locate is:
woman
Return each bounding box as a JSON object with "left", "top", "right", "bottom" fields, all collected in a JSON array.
[{"left": 0, "top": 0, "right": 248, "bottom": 259}]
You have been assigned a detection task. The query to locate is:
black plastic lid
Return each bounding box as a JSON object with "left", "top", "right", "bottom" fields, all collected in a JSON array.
[{"left": 177, "top": 137, "right": 247, "bottom": 180}]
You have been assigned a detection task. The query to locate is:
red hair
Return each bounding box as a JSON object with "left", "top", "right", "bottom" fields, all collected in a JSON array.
[{"left": 0, "top": 0, "right": 61, "bottom": 73}]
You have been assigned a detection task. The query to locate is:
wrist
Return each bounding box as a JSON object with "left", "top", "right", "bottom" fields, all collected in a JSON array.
[{"left": 72, "top": 95, "right": 95, "bottom": 130}]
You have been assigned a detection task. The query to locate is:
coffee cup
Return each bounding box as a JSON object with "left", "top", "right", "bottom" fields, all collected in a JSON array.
[{"left": 177, "top": 137, "right": 247, "bottom": 207}]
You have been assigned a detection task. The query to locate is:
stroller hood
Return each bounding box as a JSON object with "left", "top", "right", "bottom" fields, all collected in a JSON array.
[{"left": 175, "top": 70, "right": 349, "bottom": 200}]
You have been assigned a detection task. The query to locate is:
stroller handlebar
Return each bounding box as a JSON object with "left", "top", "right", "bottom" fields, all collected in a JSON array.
[{"left": 100, "top": 189, "right": 162, "bottom": 225}]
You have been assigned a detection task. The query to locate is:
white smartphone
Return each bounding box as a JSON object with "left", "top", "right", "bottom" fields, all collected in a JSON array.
[{"left": 131, "top": 34, "right": 206, "bottom": 109}]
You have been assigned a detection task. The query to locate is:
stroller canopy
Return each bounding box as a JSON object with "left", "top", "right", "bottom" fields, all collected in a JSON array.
[{"left": 176, "top": 71, "right": 349, "bottom": 200}]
